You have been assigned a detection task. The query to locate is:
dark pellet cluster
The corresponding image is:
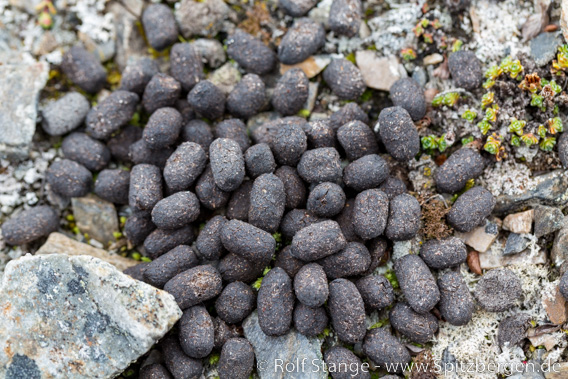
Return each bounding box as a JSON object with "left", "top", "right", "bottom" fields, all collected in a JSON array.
[
  {"left": 293, "top": 303, "right": 328, "bottom": 337},
  {"left": 164, "top": 265, "right": 223, "bottom": 309},
  {"left": 319, "top": 242, "right": 371, "bottom": 279},
  {"left": 329, "top": 0, "right": 362, "bottom": 37},
  {"left": 47, "top": 159, "right": 93, "bottom": 198},
  {"left": 385, "top": 194, "right": 421, "bottom": 241},
  {"left": 389, "top": 302, "right": 438, "bottom": 343},
  {"left": 420, "top": 237, "right": 467, "bottom": 269},
  {"left": 143, "top": 107, "right": 183, "bottom": 149},
  {"left": 143, "top": 245, "right": 199, "bottom": 288},
  {"left": 142, "top": 4, "right": 178, "bottom": 52},
  {"left": 307, "top": 182, "right": 346, "bottom": 217},
  {"left": 210, "top": 138, "right": 245, "bottom": 192},
  {"left": 378, "top": 106, "right": 420, "bottom": 162},
  {"left": 353, "top": 189, "right": 389, "bottom": 240},
  {"left": 62, "top": 132, "right": 110, "bottom": 172},
  {"left": 151, "top": 191, "right": 200, "bottom": 229},
  {"left": 94, "top": 169, "right": 130, "bottom": 205},
  {"left": 448, "top": 50, "right": 483, "bottom": 90},
  {"left": 438, "top": 271, "right": 474, "bottom": 326},
  {"left": 227, "top": 74, "right": 266, "bottom": 119},
  {"left": 272, "top": 68, "right": 309, "bottom": 116},
  {"left": 328, "top": 279, "right": 366, "bottom": 344},
  {"left": 337, "top": 121, "right": 379, "bottom": 161},
  {"left": 278, "top": 18, "right": 325, "bottom": 65},
  {"left": 389, "top": 78, "right": 427, "bottom": 121},
  {"left": 86, "top": 90, "right": 139, "bottom": 140},
  {"left": 447, "top": 186, "right": 496, "bottom": 232},
  {"left": 343, "top": 154, "right": 389, "bottom": 191},
  {"left": 215, "top": 281, "right": 256, "bottom": 324},
  {"left": 363, "top": 327, "right": 411, "bottom": 373},
  {"left": 323, "top": 58, "right": 366, "bottom": 100},
  {"left": 227, "top": 29, "right": 277, "bottom": 75},
  {"left": 291, "top": 220, "right": 347, "bottom": 261},
  {"left": 356, "top": 275, "right": 394, "bottom": 310},
  {"left": 257, "top": 267, "right": 295, "bottom": 336},
  {"left": 297, "top": 147, "right": 342, "bottom": 184},
  {"left": 434, "top": 148, "right": 485, "bottom": 194},
  {"left": 1, "top": 206, "right": 59, "bottom": 245},
  {"left": 294, "top": 263, "right": 329, "bottom": 307},
  {"left": 245, "top": 144, "right": 276, "bottom": 179},
  {"left": 61, "top": 45, "right": 107, "bottom": 94},
  {"left": 143, "top": 73, "right": 182, "bottom": 114},
  {"left": 188, "top": 81, "right": 225, "bottom": 120},
  {"left": 395, "top": 254, "right": 440, "bottom": 314}
]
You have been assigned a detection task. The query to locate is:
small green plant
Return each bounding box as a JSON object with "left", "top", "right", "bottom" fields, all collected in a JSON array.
[
  {"left": 507, "top": 118, "right": 526, "bottom": 136},
  {"left": 462, "top": 109, "right": 477, "bottom": 122},
  {"left": 36, "top": 0, "right": 56, "bottom": 29},
  {"left": 384, "top": 269, "right": 399, "bottom": 289},
  {"left": 209, "top": 353, "right": 220, "bottom": 366},
  {"left": 548, "top": 117, "right": 563, "bottom": 134},
  {"left": 540, "top": 136, "right": 556, "bottom": 151},
  {"left": 530, "top": 93, "right": 545, "bottom": 111},
  {"left": 521, "top": 133, "right": 539, "bottom": 146},
  {"left": 432, "top": 92, "right": 460, "bottom": 107},
  {"left": 369, "top": 318, "right": 389, "bottom": 330},
  {"left": 481, "top": 92, "right": 494, "bottom": 108},
  {"left": 252, "top": 267, "right": 272, "bottom": 290},
  {"left": 484, "top": 104, "right": 498, "bottom": 123},
  {"left": 552, "top": 45, "right": 568, "bottom": 75},
  {"left": 461, "top": 136, "right": 474, "bottom": 145},
  {"left": 421, "top": 134, "right": 448, "bottom": 153},
  {"left": 477, "top": 120, "right": 492, "bottom": 135},
  {"left": 401, "top": 48, "right": 417, "bottom": 61},
  {"left": 451, "top": 39, "right": 463, "bottom": 52},
  {"left": 483, "top": 133, "right": 502, "bottom": 155}
]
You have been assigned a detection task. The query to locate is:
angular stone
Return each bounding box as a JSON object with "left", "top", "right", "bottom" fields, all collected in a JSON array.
[
  {"left": 494, "top": 171, "right": 568, "bottom": 216},
  {"left": 503, "top": 233, "right": 530, "bottom": 256},
  {"left": 479, "top": 241, "right": 546, "bottom": 269},
  {"left": 0, "top": 53, "right": 49, "bottom": 160},
  {"left": 503, "top": 209, "right": 534, "bottom": 234},
  {"left": 111, "top": 2, "right": 148, "bottom": 71},
  {"left": 552, "top": 223, "right": 568, "bottom": 270},
  {"left": 355, "top": 51, "right": 406, "bottom": 91},
  {"left": 543, "top": 285, "right": 568, "bottom": 325},
  {"left": 528, "top": 330, "right": 560, "bottom": 351},
  {"left": 530, "top": 32, "right": 563, "bottom": 67},
  {"left": 280, "top": 55, "right": 331, "bottom": 79},
  {"left": 243, "top": 311, "right": 326, "bottom": 379},
  {"left": 0, "top": 254, "right": 181, "bottom": 378},
  {"left": 72, "top": 194, "right": 120, "bottom": 247},
  {"left": 36, "top": 232, "right": 138, "bottom": 271},
  {"left": 460, "top": 220, "right": 499, "bottom": 253},
  {"left": 534, "top": 205, "right": 565, "bottom": 238}
]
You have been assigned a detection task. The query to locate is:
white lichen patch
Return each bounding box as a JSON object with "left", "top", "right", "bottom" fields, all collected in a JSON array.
[{"left": 479, "top": 159, "right": 537, "bottom": 197}]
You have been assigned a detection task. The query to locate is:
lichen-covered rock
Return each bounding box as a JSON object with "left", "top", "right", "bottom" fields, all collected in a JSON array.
[{"left": 0, "top": 254, "right": 181, "bottom": 378}]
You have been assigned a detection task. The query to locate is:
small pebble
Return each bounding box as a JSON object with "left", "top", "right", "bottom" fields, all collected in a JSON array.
[
  {"left": 216, "top": 119, "right": 250, "bottom": 152},
  {"left": 293, "top": 303, "right": 328, "bottom": 337},
  {"left": 389, "top": 78, "right": 427, "bottom": 121},
  {"left": 448, "top": 50, "right": 483, "bottom": 90},
  {"left": 434, "top": 148, "right": 485, "bottom": 194},
  {"left": 170, "top": 42, "right": 204, "bottom": 92},
  {"left": 378, "top": 177, "right": 407, "bottom": 200},
  {"left": 209, "top": 138, "right": 245, "bottom": 192},
  {"left": 363, "top": 327, "right": 410, "bottom": 374},
  {"left": 245, "top": 144, "right": 276, "bottom": 179},
  {"left": 343, "top": 154, "right": 389, "bottom": 192},
  {"left": 275, "top": 245, "right": 305, "bottom": 277},
  {"left": 129, "top": 140, "right": 174, "bottom": 169},
  {"left": 279, "top": 0, "right": 318, "bottom": 17},
  {"left": 291, "top": 220, "right": 347, "bottom": 261},
  {"left": 188, "top": 80, "right": 225, "bottom": 120},
  {"left": 107, "top": 125, "right": 143, "bottom": 163},
  {"left": 226, "top": 180, "right": 253, "bottom": 221},
  {"left": 328, "top": 278, "right": 366, "bottom": 344},
  {"left": 437, "top": 271, "right": 474, "bottom": 326},
  {"left": 144, "top": 225, "right": 195, "bottom": 259},
  {"left": 42, "top": 92, "right": 90, "bottom": 136},
  {"left": 297, "top": 147, "right": 343, "bottom": 184},
  {"left": 62, "top": 132, "right": 111, "bottom": 172},
  {"left": 353, "top": 189, "right": 389, "bottom": 240},
  {"left": 61, "top": 45, "right": 106, "bottom": 94},
  {"left": 119, "top": 57, "right": 160, "bottom": 95},
  {"left": 196, "top": 215, "right": 227, "bottom": 261},
  {"left": 143, "top": 245, "right": 199, "bottom": 288},
  {"left": 275, "top": 166, "right": 307, "bottom": 209},
  {"left": 270, "top": 120, "right": 308, "bottom": 166},
  {"left": 163, "top": 142, "right": 207, "bottom": 192},
  {"left": 385, "top": 194, "right": 421, "bottom": 241},
  {"left": 355, "top": 275, "right": 394, "bottom": 310},
  {"left": 329, "top": 102, "right": 369, "bottom": 131},
  {"left": 307, "top": 182, "right": 346, "bottom": 218},
  {"left": 447, "top": 186, "right": 495, "bottom": 232},
  {"left": 420, "top": 237, "right": 467, "bottom": 269},
  {"left": 161, "top": 335, "right": 203, "bottom": 379},
  {"left": 278, "top": 18, "right": 325, "bottom": 65},
  {"left": 1, "top": 206, "right": 59, "bottom": 245},
  {"left": 329, "top": 0, "right": 362, "bottom": 37},
  {"left": 179, "top": 306, "right": 214, "bottom": 358},
  {"left": 323, "top": 58, "right": 366, "bottom": 100},
  {"left": 319, "top": 242, "right": 371, "bottom": 279},
  {"left": 218, "top": 338, "right": 255, "bottom": 379},
  {"left": 304, "top": 120, "right": 336, "bottom": 148},
  {"left": 378, "top": 106, "right": 420, "bottom": 162},
  {"left": 226, "top": 74, "right": 266, "bottom": 119},
  {"left": 215, "top": 281, "right": 256, "bottom": 324},
  {"left": 181, "top": 119, "right": 214, "bottom": 153},
  {"left": 249, "top": 173, "right": 286, "bottom": 233},
  {"left": 272, "top": 68, "right": 309, "bottom": 116},
  {"left": 257, "top": 267, "right": 295, "bottom": 336},
  {"left": 151, "top": 191, "right": 200, "bottom": 230},
  {"left": 389, "top": 302, "right": 438, "bottom": 344},
  {"left": 163, "top": 264, "right": 223, "bottom": 309},
  {"left": 143, "top": 73, "right": 182, "bottom": 114},
  {"left": 143, "top": 107, "right": 183, "bottom": 149},
  {"left": 394, "top": 254, "right": 440, "bottom": 314},
  {"left": 474, "top": 268, "right": 522, "bottom": 312},
  {"left": 94, "top": 169, "right": 130, "bottom": 205},
  {"left": 47, "top": 159, "right": 92, "bottom": 198},
  {"left": 195, "top": 165, "right": 231, "bottom": 210},
  {"left": 124, "top": 212, "right": 156, "bottom": 246},
  {"left": 227, "top": 29, "right": 277, "bottom": 75},
  {"left": 86, "top": 90, "right": 139, "bottom": 140},
  {"left": 220, "top": 219, "right": 276, "bottom": 263},
  {"left": 280, "top": 209, "right": 321, "bottom": 241},
  {"left": 324, "top": 346, "right": 370, "bottom": 379},
  {"left": 337, "top": 121, "right": 379, "bottom": 161},
  {"left": 142, "top": 3, "right": 178, "bottom": 51},
  {"left": 129, "top": 164, "right": 163, "bottom": 213},
  {"left": 294, "top": 263, "right": 329, "bottom": 307}
]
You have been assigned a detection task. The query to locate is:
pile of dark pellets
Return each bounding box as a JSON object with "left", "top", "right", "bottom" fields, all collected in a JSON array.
[{"left": 0, "top": 0, "right": 532, "bottom": 378}]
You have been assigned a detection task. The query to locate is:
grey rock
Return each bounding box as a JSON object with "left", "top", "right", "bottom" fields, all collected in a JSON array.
[
  {"left": 503, "top": 233, "right": 530, "bottom": 256},
  {"left": 42, "top": 93, "right": 90, "bottom": 136},
  {"left": 243, "top": 311, "right": 326, "bottom": 379},
  {"left": 110, "top": 2, "right": 148, "bottom": 71},
  {"left": 193, "top": 38, "right": 227, "bottom": 68},
  {"left": 175, "top": 0, "right": 231, "bottom": 39},
  {"left": 534, "top": 205, "right": 565, "bottom": 238},
  {"left": 0, "top": 254, "right": 181, "bottom": 378},
  {"left": 530, "top": 32, "right": 563, "bottom": 67},
  {"left": 72, "top": 194, "right": 120, "bottom": 247},
  {"left": 494, "top": 171, "right": 568, "bottom": 216},
  {"left": 552, "top": 223, "right": 568, "bottom": 270},
  {"left": 0, "top": 55, "right": 48, "bottom": 160}
]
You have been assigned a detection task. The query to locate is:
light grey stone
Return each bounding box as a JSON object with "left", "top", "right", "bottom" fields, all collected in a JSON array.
[
  {"left": 175, "top": 0, "right": 232, "bottom": 39},
  {"left": 243, "top": 311, "right": 326, "bottom": 379},
  {"left": 534, "top": 205, "right": 565, "bottom": 238},
  {"left": 193, "top": 38, "right": 227, "bottom": 68},
  {"left": 71, "top": 194, "right": 120, "bottom": 247},
  {"left": 530, "top": 32, "right": 563, "bottom": 67},
  {"left": 503, "top": 233, "right": 530, "bottom": 256},
  {"left": 209, "top": 62, "right": 242, "bottom": 95},
  {"left": 0, "top": 54, "right": 49, "bottom": 160},
  {"left": 0, "top": 254, "right": 181, "bottom": 378},
  {"left": 111, "top": 2, "right": 149, "bottom": 71},
  {"left": 42, "top": 92, "right": 90, "bottom": 136}
]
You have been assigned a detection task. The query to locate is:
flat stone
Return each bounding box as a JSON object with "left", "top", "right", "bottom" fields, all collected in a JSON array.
[
  {"left": 479, "top": 241, "right": 546, "bottom": 269},
  {"left": 208, "top": 62, "right": 242, "bottom": 95},
  {"left": 304, "top": 82, "right": 319, "bottom": 112},
  {"left": 543, "top": 285, "right": 568, "bottom": 325},
  {"left": 111, "top": 2, "right": 149, "bottom": 71},
  {"left": 355, "top": 51, "right": 406, "bottom": 91},
  {"left": 545, "top": 362, "right": 568, "bottom": 378},
  {"left": 534, "top": 205, "right": 565, "bottom": 238},
  {"left": 72, "top": 194, "right": 120, "bottom": 247},
  {"left": 423, "top": 53, "right": 444, "bottom": 65},
  {"left": 494, "top": 171, "right": 568, "bottom": 216},
  {"left": 552, "top": 222, "right": 568, "bottom": 270},
  {"left": 503, "top": 209, "right": 534, "bottom": 234},
  {"left": 503, "top": 233, "right": 530, "bottom": 256},
  {"left": 0, "top": 254, "right": 181, "bottom": 378},
  {"left": 528, "top": 331, "right": 560, "bottom": 351},
  {"left": 175, "top": 0, "right": 232, "bottom": 39},
  {"left": 243, "top": 311, "right": 326, "bottom": 379},
  {"left": 280, "top": 55, "right": 331, "bottom": 79},
  {"left": 36, "top": 232, "right": 138, "bottom": 271},
  {"left": 530, "top": 32, "right": 563, "bottom": 67},
  {"left": 460, "top": 220, "right": 499, "bottom": 253},
  {"left": 0, "top": 53, "right": 49, "bottom": 160}
]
